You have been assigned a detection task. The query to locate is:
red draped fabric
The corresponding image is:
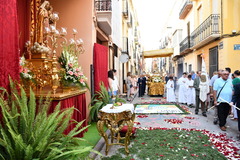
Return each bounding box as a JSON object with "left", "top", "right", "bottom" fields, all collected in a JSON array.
[
  {"left": 0, "top": 0, "right": 20, "bottom": 89},
  {"left": 94, "top": 43, "right": 108, "bottom": 92},
  {"left": 51, "top": 93, "right": 87, "bottom": 137},
  {"left": 17, "top": 0, "right": 30, "bottom": 58}
]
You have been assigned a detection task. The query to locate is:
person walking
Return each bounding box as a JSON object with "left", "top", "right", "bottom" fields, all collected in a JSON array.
[
  {"left": 213, "top": 70, "right": 233, "bottom": 131},
  {"left": 178, "top": 72, "right": 188, "bottom": 104},
  {"left": 231, "top": 70, "right": 240, "bottom": 121},
  {"left": 166, "top": 76, "right": 176, "bottom": 102},
  {"left": 199, "top": 71, "right": 209, "bottom": 117},
  {"left": 142, "top": 75, "right": 147, "bottom": 95},
  {"left": 191, "top": 71, "right": 196, "bottom": 80},
  {"left": 112, "top": 69, "right": 120, "bottom": 95},
  {"left": 126, "top": 72, "right": 132, "bottom": 101},
  {"left": 137, "top": 75, "right": 144, "bottom": 97},
  {"left": 186, "top": 75, "right": 195, "bottom": 107},
  {"left": 108, "top": 70, "right": 116, "bottom": 102},
  {"left": 194, "top": 71, "right": 203, "bottom": 114},
  {"left": 210, "top": 69, "right": 224, "bottom": 124},
  {"left": 225, "top": 67, "right": 232, "bottom": 79},
  {"left": 231, "top": 80, "right": 240, "bottom": 139}
]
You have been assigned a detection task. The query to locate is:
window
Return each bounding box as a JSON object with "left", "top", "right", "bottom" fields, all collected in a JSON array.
[
  {"left": 209, "top": 47, "right": 218, "bottom": 77},
  {"left": 185, "top": 63, "right": 187, "bottom": 73},
  {"left": 197, "top": 5, "right": 203, "bottom": 25},
  {"left": 188, "top": 64, "right": 192, "bottom": 73}
]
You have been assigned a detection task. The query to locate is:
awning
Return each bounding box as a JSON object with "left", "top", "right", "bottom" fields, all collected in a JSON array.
[{"left": 143, "top": 48, "right": 173, "bottom": 58}]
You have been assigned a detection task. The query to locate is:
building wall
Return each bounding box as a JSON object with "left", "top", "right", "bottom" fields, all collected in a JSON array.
[
  {"left": 183, "top": 52, "right": 196, "bottom": 72},
  {"left": 222, "top": 0, "right": 240, "bottom": 34},
  {"left": 193, "top": 40, "right": 220, "bottom": 72},
  {"left": 219, "top": 37, "right": 240, "bottom": 71},
  {"left": 182, "top": 7, "right": 195, "bottom": 38},
  {"left": 186, "top": 0, "right": 240, "bottom": 75},
  {"left": 112, "top": 0, "right": 122, "bottom": 47},
  {"left": 49, "top": 0, "right": 95, "bottom": 107}
]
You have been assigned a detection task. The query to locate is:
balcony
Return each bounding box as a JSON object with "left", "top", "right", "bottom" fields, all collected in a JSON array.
[
  {"left": 190, "top": 14, "right": 220, "bottom": 49},
  {"left": 95, "top": 0, "right": 112, "bottom": 36},
  {"left": 122, "top": 37, "right": 128, "bottom": 54},
  {"left": 179, "top": 36, "right": 192, "bottom": 55},
  {"left": 179, "top": 0, "right": 193, "bottom": 19},
  {"left": 122, "top": 0, "right": 128, "bottom": 18}
]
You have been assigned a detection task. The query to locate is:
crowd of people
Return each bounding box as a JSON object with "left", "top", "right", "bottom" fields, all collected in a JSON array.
[
  {"left": 107, "top": 70, "right": 143, "bottom": 102},
  {"left": 107, "top": 67, "right": 240, "bottom": 137},
  {"left": 166, "top": 67, "right": 240, "bottom": 137}
]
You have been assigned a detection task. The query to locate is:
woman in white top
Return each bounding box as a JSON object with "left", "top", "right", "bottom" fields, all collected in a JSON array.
[
  {"left": 112, "top": 69, "right": 120, "bottom": 94},
  {"left": 108, "top": 70, "right": 117, "bottom": 97}
]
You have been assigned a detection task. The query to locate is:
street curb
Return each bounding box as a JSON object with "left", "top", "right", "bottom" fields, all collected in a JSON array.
[{"left": 89, "top": 129, "right": 110, "bottom": 159}]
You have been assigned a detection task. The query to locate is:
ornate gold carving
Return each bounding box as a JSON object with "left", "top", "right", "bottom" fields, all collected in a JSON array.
[
  {"left": 148, "top": 82, "right": 165, "bottom": 95},
  {"left": 97, "top": 110, "right": 135, "bottom": 155},
  {"left": 25, "top": 1, "right": 85, "bottom": 94}
]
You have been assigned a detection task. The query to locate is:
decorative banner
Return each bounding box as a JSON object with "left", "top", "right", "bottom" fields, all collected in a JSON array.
[{"left": 199, "top": 58, "right": 209, "bottom": 102}]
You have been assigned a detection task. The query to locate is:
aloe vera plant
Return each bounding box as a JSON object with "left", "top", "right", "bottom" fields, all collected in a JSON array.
[{"left": 0, "top": 79, "right": 95, "bottom": 160}]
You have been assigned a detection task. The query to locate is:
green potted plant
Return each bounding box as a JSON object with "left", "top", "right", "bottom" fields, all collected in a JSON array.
[
  {"left": 89, "top": 82, "right": 126, "bottom": 122},
  {"left": 0, "top": 79, "right": 96, "bottom": 160}
]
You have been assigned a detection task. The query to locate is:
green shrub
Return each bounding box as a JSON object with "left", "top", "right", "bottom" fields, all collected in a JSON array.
[
  {"left": 0, "top": 80, "right": 95, "bottom": 160},
  {"left": 89, "top": 82, "right": 126, "bottom": 122}
]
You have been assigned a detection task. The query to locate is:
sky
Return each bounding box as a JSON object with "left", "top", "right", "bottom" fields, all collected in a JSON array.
[{"left": 134, "top": 0, "right": 177, "bottom": 51}]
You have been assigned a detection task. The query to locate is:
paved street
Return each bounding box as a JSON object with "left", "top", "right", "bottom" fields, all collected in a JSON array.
[{"left": 94, "top": 90, "right": 240, "bottom": 159}]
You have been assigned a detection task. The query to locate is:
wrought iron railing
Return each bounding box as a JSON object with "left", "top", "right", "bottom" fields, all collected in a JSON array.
[
  {"left": 122, "top": 37, "right": 128, "bottom": 53},
  {"left": 190, "top": 14, "right": 220, "bottom": 47},
  {"left": 179, "top": 0, "right": 193, "bottom": 17},
  {"left": 95, "top": 0, "right": 112, "bottom": 11},
  {"left": 180, "top": 36, "right": 191, "bottom": 53},
  {"left": 122, "top": 0, "right": 128, "bottom": 17}
]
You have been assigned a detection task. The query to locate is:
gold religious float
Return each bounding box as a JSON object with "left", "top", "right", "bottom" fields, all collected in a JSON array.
[
  {"left": 20, "top": 0, "right": 87, "bottom": 98},
  {"left": 148, "top": 74, "right": 165, "bottom": 96},
  {"left": 97, "top": 104, "right": 135, "bottom": 155}
]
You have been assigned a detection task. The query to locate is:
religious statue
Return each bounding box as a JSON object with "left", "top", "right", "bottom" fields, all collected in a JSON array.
[{"left": 36, "top": 1, "right": 52, "bottom": 44}]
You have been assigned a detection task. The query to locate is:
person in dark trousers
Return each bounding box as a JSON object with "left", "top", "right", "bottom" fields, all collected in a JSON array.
[
  {"left": 213, "top": 70, "right": 233, "bottom": 131},
  {"left": 137, "top": 75, "right": 144, "bottom": 97},
  {"left": 142, "top": 75, "right": 147, "bottom": 95},
  {"left": 231, "top": 82, "right": 240, "bottom": 139},
  {"left": 194, "top": 71, "right": 202, "bottom": 114}
]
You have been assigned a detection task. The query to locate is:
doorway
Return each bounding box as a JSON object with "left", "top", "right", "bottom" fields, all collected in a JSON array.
[
  {"left": 209, "top": 46, "right": 218, "bottom": 77},
  {"left": 197, "top": 55, "right": 202, "bottom": 71},
  {"left": 178, "top": 63, "right": 183, "bottom": 78}
]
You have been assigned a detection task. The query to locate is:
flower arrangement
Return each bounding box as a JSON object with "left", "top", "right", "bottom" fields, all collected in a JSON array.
[
  {"left": 58, "top": 45, "right": 87, "bottom": 88},
  {"left": 30, "top": 42, "right": 50, "bottom": 54},
  {"left": 152, "top": 76, "right": 163, "bottom": 83},
  {"left": 19, "top": 56, "right": 33, "bottom": 80}
]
